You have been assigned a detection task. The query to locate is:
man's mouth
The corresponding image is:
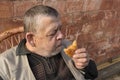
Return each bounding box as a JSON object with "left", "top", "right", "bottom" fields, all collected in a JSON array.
[
  {"left": 56, "top": 40, "right": 63, "bottom": 48},
  {"left": 57, "top": 44, "right": 62, "bottom": 47},
  {"left": 56, "top": 42, "right": 63, "bottom": 48}
]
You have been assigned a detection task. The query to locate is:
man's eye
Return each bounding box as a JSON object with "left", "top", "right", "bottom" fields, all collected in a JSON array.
[
  {"left": 48, "top": 30, "right": 58, "bottom": 36},
  {"left": 51, "top": 30, "right": 58, "bottom": 35},
  {"left": 49, "top": 33, "right": 55, "bottom": 36}
]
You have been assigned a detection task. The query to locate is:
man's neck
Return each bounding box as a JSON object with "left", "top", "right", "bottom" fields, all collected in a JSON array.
[{"left": 25, "top": 42, "right": 59, "bottom": 57}]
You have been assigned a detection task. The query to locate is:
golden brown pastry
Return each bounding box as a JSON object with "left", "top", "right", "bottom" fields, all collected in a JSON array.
[{"left": 64, "top": 40, "right": 77, "bottom": 57}]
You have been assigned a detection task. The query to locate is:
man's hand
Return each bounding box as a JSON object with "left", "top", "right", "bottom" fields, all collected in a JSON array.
[{"left": 72, "top": 48, "right": 89, "bottom": 69}]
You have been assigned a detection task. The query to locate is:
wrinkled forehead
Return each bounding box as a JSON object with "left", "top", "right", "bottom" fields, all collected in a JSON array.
[{"left": 35, "top": 15, "right": 61, "bottom": 33}]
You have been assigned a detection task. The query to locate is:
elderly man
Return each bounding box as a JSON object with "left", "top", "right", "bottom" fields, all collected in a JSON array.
[{"left": 0, "top": 5, "right": 98, "bottom": 80}]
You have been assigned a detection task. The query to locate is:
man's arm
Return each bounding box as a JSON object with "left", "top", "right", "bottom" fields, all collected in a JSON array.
[
  {"left": 72, "top": 48, "right": 98, "bottom": 79},
  {"left": 83, "top": 60, "right": 98, "bottom": 79}
]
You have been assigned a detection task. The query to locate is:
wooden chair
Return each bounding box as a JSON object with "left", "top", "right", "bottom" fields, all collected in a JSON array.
[{"left": 0, "top": 27, "right": 24, "bottom": 53}]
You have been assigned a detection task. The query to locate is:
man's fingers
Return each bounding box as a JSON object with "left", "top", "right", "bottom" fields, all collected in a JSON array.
[
  {"left": 75, "top": 61, "right": 89, "bottom": 69},
  {"left": 75, "top": 48, "right": 86, "bottom": 53},
  {"left": 73, "top": 52, "right": 88, "bottom": 58},
  {"left": 72, "top": 48, "right": 90, "bottom": 69},
  {"left": 73, "top": 58, "right": 88, "bottom": 63}
]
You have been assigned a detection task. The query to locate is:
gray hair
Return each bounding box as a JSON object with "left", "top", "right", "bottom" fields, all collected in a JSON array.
[{"left": 24, "top": 5, "right": 59, "bottom": 33}]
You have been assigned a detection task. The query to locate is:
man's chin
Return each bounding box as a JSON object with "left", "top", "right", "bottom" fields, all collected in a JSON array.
[
  {"left": 49, "top": 48, "right": 61, "bottom": 57},
  {"left": 46, "top": 46, "right": 62, "bottom": 57}
]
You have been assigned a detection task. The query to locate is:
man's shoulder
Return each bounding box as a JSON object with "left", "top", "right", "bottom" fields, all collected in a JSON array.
[
  {"left": 0, "top": 46, "right": 31, "bottom": 80},
  {"left": 0, "top": 46, "right": 18, "bottom": 77},
  {"left": 0, "top": 45, "right": 28, "bottom": 71},
  {"left": 0, "top": 46, "right": 17, "bottom": 58},
  {"left": 0, "top": 46, "right": 19, "bottom": 67}
]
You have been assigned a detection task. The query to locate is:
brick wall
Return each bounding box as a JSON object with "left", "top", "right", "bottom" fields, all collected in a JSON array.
[{"left": 0, "top": 0, "right": 120, "bottom": 65}]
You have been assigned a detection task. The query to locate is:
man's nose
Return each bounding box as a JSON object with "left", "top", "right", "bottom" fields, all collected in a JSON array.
[{"left": 57, "top": 30, "right": 64, "bottom": 40}]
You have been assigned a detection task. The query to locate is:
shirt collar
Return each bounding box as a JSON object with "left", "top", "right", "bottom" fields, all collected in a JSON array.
[
  {"left": 16, "top": 39, "right": 63, "bottom": 57},
  {"left": 16, "top": 39, "right": 31, "bottom": 55}
]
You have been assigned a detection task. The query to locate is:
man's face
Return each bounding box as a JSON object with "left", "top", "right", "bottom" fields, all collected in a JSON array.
[{"left": 34, "top": 16, "right": 64, "bottom": 57}]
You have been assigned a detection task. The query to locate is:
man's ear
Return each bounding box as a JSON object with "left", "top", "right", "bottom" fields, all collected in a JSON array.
[{"left": 25, "top": 32, "right": 35, "bottom": 47}]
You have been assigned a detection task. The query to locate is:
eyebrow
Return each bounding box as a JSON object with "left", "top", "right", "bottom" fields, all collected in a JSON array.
[
  {"left": 50, "top": 23, "right": 62, "bottom": 31},
  {"left": 46, "top": 24, "right": 62, "bottom": 36}
]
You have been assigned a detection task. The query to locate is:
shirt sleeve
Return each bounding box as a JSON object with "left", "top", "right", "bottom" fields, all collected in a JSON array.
[{"left": 83, "top": 60, "right": 98, "bottom": 79}]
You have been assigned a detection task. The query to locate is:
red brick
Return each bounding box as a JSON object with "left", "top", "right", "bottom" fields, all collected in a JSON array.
[
  {"left": 66, "top": 0, "right": 84, "bottom": 13},
  {"left": 0, "top": 1, "right": 13, "bottom": 18},
  {"left": 113, "top": 0, "right": 120, "bottom": 10},
  {"left": 72, "top": 12, "right": 83, "bottom": 24},
  {"left": 71, "top": 10, "right": 120, "bottom": 64},
  {"left": 13, "top": 1, "right": 39, "bottom": 17},
  {"left": 61, "top": 13, "right": 73, "bottom": 25},
  {"left": 100, "top": 0, "right": 114, "bottom": 10},
  {"left": 44, "top": 1, "right": 66, "bottom": 14},
  {"left": 117, "top": 10, "right": 120, "bottom": 18},
  {"left": 83, "top": 0, "right": 102, "bottom": 11}
]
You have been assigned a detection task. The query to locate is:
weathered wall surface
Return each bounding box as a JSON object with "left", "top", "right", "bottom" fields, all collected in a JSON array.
[{"left": 0, "top": 0, "right": 120, "bottom": 65}]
